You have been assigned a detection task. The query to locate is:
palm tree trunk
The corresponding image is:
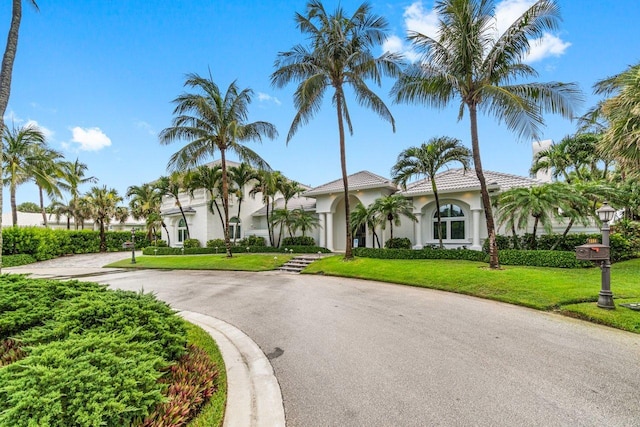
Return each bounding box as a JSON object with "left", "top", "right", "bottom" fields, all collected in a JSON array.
[
  {"left": 10, "top": 183, "right": 17, "bottom": 226},
  {"left": 432, "top": 179, "right": 443, "bottom": 248},
  {"left": 469, "top": 104, "right": 499, "bottom": 268},
  {"left": 531, "top": 217, "right": 539, "bottom": 250},
  {"left": 99, "top": 220, "right": 106, "bottom": 252},
  {"left": 336, "top": 93, "right": 353, "bottom": 259},
  {"left": 234, "top": 198, "right": 243, "bottom": 244},
  {"left": 38, "top": 185, "right": 48, "bottom": 227},
  {"left": 550, "top": 217, "right": 574, "bottom": 251},
  {"left": 220, "top": 149, "right": 232, "bottom": 258},
  {"left": 177, "top": 202, "right": 190, "bottom": 240},
  {"left": 389, "top": 218, "right": 394, "bottom": 240}
]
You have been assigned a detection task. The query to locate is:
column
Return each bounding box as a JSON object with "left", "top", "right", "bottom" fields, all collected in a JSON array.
[
  {"left": 471, "top": 209, "right": 482, "bottom": 251},
  {"left": 326, "top": 213, "right": 334, "bottom": 251},
  {"left": 318, "top": 213, "right": 326, "bottom": 248},
  {"left": 413, "top": 214, "right": 423, "bottom": 249}
]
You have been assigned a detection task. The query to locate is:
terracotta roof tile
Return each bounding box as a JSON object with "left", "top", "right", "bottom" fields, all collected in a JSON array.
[{"left": 304, "top": 171, "right": 397, "bottom": 197}]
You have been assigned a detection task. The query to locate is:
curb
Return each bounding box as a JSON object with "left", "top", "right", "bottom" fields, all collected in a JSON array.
[{"left": 179, "top": 311, "right": 286, "bottom": 427}]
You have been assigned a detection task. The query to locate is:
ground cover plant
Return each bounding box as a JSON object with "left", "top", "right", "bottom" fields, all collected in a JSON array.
[
  {"left": 109, "top": 253, "right": 296, "bottom": 271},
  {"left": 0, "top": 276, "right": 225, "bottom": 426},
  {"left": 304, "top": 256, "right": 640, "bottom": 333}
]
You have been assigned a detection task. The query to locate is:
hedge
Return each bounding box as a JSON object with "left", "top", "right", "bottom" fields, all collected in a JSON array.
[
  {"left": 353, "top": 247, "right": 487, "bottom": 262},
  {"left": 1, "top": 254, "right": 37, "bottom": 267},
  {"left": 498, "top": 250, "right": 594, "bottom": 268},
  {"left": 143, "top": 245, "right": 332, "bottom": 256},
  {"left": 282, "top": 236, "right": 316, "bottom": 246}
]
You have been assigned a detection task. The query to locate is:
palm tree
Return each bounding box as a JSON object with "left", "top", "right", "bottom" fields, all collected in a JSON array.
[
  {"left": 391, "top": 136, "right": 471, "bottom": 248},
  {"left": 127, "top": 182, "right": 162, "bottom": 241},
  {"left": 594, "top": 62, "right": 640, "bottom": 168},
  {"left": 370, "top": 194, "right": 417, "bottom": 242},
  {"left": 156, "top": 172, "right": 191, "bottom": 240},
  {"left": 392, "top": 0, "right": 581, "bottom": 268},
  {"left": 186, "top": 165, "right": 225, "bottom": 227},
  {"left": 29, "top": 145, "right": 64, "bottom": 227},
  {"left": 58, "top": 158, "right": 97, "bottom": 228},
  {"left": 250, "top": 169, "right": 284, "bottom": 246},
  {"left": 270, "top": 208, "right": 293, "bottom": 246},
  {"left": 271, "top": 1, "right": 402, "bottom": 260},
  {"left": 2, "top": 123, "right": 48, "bottom": 225},
  {"left": 159, "top": 73, "right": 277, "bottom": 257},
  {"left": 114, "top": 206, "right": 129, "bottom": 224},
  {"left": 84, "top": 186, "right": 122, "bottom": 252},
  {"left": 228, "top": 163, "right": 258, "bottom": 236},
  {"left": 290, "top": 208, "right": 320, "bottom": 238},
  {"left": 350, "top": 202, "right": 382, "bottom": 248},
  {"left": 48, "top": 199, "right": 73, "bottom": 229}
]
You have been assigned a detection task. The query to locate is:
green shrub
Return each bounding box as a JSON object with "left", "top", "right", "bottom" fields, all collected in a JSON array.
[
  {"left": 354, "top": 247, "right": 487, "bottom": 262},
  {"left": 385, "top": 237, "right": 412, "bottom": 249},
  {"left": 282, "top": 236, "right": 316, "bottom": 246},
  {"left": 151, "top": 239, "right": 168, "bottom": 247},
  {"left": 2, "top": 254, "right": 37, "bottom": 267},
  {"left": 238, "top": 235, "right": 266, "bottom": 246},
  {"left": 206, "top": 239, "right": 226, "bottom": 248},
  {"left": 183, "top": 238, "right": 201, "bottom": 249},
  {"left": 498, "top": 250, "right": 593, "bottom": 268},
  {"left": 143, "top": 245, "right": 331, "bottom": 256}
]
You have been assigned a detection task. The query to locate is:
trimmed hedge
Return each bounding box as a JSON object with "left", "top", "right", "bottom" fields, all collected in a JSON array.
[
  {"left": 353, "top": 247, "right": 487, "bottom": 262},
  {"left": 143, "top": 245, "right": 331, "bottom": 256},
  {"left": 385, "top": 238, "right": 412, "bottom": 249},
  {"left": 282, "top": 236, "right": 316, "bottom": 246},
  {"left": 498, "top": 250, "right": 594, "bottom": 268},
  {"left": 2, "top": 254, "right": 37, "bottom": 267}
]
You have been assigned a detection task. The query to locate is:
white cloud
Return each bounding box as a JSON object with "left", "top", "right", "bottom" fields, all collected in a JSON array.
[
  {"left": 25, "top": 119, "right": 55, "bottom": 141},
  {"left": 383, "top": 34, "right": 420, "bottom": 63},
  {"left": 258, "top": 92, "right": 281, "bottom": 106},
  {"left": 404, "top": 1, "right": 439, "bottom": 38},
  {"left": 68, "top": 126, "right": 112, "bottom": 151},
  {"left": 524, "top": 32, "right": 571, "bottom": 63},
  {"left": 3, "top": 110, "right": 23, "bottom": 124},
  {"left": 135, "top": 120, "right": 156, "bottom": 136},
  {"left": 495, "top": 0, "right": 536, "bottom": 36}
]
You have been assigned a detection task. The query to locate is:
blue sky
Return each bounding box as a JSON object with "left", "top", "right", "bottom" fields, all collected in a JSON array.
[{"left": 2, "top": 0, "right": 639, "bottom": 211}]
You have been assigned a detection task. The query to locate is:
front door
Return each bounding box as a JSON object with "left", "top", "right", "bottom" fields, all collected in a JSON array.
[{"left": 354, "top": 224, "right": 366, "bottom": 248}]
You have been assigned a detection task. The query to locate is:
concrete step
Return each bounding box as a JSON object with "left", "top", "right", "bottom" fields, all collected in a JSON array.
[{"left": 277, "top": 255, "right": 326, "bottom": 273}]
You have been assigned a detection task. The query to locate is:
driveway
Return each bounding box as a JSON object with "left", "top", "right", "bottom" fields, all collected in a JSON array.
[{"left": 7, "top": 254, "right": 640, "bottom": 426}]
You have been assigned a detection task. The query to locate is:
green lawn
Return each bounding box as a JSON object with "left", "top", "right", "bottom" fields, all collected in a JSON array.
[
  {"left": 304, "top": 256, "right": 640, "bottom": 333},
  {"left": 106, "top": 253, "right": 295, "bottom": 271}
]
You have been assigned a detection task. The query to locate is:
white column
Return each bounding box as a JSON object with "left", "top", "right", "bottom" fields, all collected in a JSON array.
[
  {"left": 471, "top": 209, "right": 482, "bottom": 251},
  {"left": 413, "top": 214, "right": 423, "bottom": 249},
  {"left": 318, "top": 213, "right": 326, "bottom": 248},
  {"left": 326, "top": 213, "right": 334, "bottom": 251}
]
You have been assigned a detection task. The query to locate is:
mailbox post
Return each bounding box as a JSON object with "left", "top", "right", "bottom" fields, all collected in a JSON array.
[
  {"left": 596, "top": 202, "right": 615, "bottom": 309},
  {"left": 130, "top": 228, "right": 136, "bottom": 265}
]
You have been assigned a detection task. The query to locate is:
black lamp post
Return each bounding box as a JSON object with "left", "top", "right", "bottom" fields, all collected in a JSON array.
[
  {"left": 596, "top": 202, "right": 615, "bottom": 309},
  {"left": 130, "top": 228, "right": 136, "bottom": 264}
]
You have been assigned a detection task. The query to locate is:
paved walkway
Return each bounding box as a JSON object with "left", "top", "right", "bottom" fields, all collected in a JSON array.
[{"left": 6, "top": 254, "right": 640, "bottom": 426}]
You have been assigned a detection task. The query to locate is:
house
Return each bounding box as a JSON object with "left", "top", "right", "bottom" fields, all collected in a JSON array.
[
  {"left": 1, "top": 211, "right": 143, "bottom": 231},
  {"left": 159, "top": 143, "right": 600, "bottom": 250}
]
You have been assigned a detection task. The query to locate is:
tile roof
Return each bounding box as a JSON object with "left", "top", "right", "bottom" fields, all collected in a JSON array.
[
  {"left": 399, "top": 168, "right": 539, "bottom": 196},
  {"left": 251, "top": 197, "right": 317, "bottom": 217},
  {"left": 304, "top": 171, "right": 398, "bottom": 197},
  {"left": 161, "top": 207, "right": 197, "bottom": 216}
]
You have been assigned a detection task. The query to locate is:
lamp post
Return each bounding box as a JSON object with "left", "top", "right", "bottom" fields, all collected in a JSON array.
[
  {"left": 130, "top": 228, "right": 136, "bottom": 264},
  {"left": 596, "top": 202, "right": 615, "bottom": 309}
]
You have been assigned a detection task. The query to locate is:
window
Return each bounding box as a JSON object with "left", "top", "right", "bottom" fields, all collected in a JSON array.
[
  {"left": 228, "top": 217, "right": 241, "bottom": 240},
  {"left": 433, "top": 204, "right": 465, "bottom": 240},
  {"left": 177, "top": 218, "right": 188, "bottom": 243}
]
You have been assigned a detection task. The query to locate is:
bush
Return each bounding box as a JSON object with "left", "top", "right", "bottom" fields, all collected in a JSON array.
[
  {"left": 282, "top": 236, "right": 316, "bottom": 246},
  {"left": 498, "top": 250, "right": 593, "bottom": 268},
  {"left": 183, "top": 238, "right": 201, "bottom": 249},
  {"left": 354, "top": 247, "right": 487, "bottom": 262},
  {"left": 206, "top": 239, "right": 226, "bottom": 248},
  {"left": 385, "top": 237, "right": 412, "bottom": 249},
  {"left": 143, "top": 245, "right": 332, "bottom": 256},
  {"left": 2, "top": 254, "right": 37, "bottom": 267},
  {"left": 238, "top": 235, "right": 266, "bottom": 247},
  {"left": 150, "top": 239, "right": 167, "bottom": 247}
]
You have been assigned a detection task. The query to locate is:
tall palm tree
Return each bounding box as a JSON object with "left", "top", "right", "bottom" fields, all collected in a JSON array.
[
  {"left": 186, "top": 165, "right": 225, "bottom": 227},
  {"left": 2, "top": 123, "right": 47, "bottom": 225},
  {"left": 250, "top": 169, "right": 284, "bottom": 246},
  {"left": 228, "top": 163, "right": 257, "bottom": 233},
  {"left": 350, "top": 202, "right": 382, "bottom": 248},
  {"left": 84, "top": 186, "right": 122, "bottom": 252},
  {"left": 272, "top": 1, "right": 402, "bottom": 260},
  {"left": 594, "top": 62, "right": 640, "bottom": 170},
  {"left": 391, "top": 136, "right": 471, "bottom": 248},
  {"left": 159, "top": 73, "right": 277, "bottom": 257},
  {"left": 29, "top": 145, "right": 64, "bottom": 227},
  {"left": 58, "top": 158, "right": 97, "bottom": 228},
  {"left": 370, "top": 194, "right": 417, "bottom": 241},
  {"left": 392, "top": 0, "right": 581, "bottom": 268},
  {"left": 127, "top": 182, "right": 163, "bottom": 241},
  {"left": 156, "top": 172, "right": 191, "bottom": 240}
]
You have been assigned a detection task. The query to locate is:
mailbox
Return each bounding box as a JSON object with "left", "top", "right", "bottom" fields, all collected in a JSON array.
[{"left": 575, "top": 243, "right": 610, "bottom": 261}]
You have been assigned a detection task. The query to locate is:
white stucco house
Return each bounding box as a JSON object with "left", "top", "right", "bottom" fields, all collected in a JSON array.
[{"left": 159, "top": 143, "right": 600, "bottom": 251}]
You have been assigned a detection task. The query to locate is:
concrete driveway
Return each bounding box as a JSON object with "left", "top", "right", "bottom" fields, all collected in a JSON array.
[{"left": 7, "top": 253, "right": 640, "bottom": 426}]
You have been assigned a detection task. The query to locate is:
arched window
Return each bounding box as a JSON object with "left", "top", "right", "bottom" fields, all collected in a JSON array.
[
  {"left": 228, "top": 217, "right": 241, "bottom": 240},
  {"left": 177, "top": 218, "right": 188, "bottom": 243},
  {"left": 433, "top": 204, "right": 466, "bottom": 240}
]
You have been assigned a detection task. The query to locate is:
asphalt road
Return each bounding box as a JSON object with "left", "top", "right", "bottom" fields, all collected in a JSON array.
[{"left": 8, "top": 255, "right": 640, "bottom": 426}]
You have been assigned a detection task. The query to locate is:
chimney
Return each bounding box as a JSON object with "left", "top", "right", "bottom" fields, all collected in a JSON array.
[{"left": 532, "top": 139, "right": 553, "bottom": 183}]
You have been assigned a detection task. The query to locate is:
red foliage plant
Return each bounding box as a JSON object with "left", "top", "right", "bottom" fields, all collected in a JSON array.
[{"left": 0, "top": 338, "right": 26, "bottom": 367}]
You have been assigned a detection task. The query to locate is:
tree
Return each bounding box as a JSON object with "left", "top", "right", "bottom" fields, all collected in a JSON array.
[
  {"left": 159, "top": 73, "right": 276, "bottom": 257},
  {"left": 16, "top": 201, "right": 39, "bottom": 212},
  {"left": 270, "top": 208, "right": 293, "bottom": 246},
  {"left": 290, "top": 208, "right": 320, "bottom": 238},
  {"left": 250, "top": 169, "right": 284, "bottom": 246},
  {"left": 392, "top": 0, "right": 580, "bottom": 268},
  {"left": 2, "top": 123, "right": 47, "bottom": 226},
  {"left": 84, "top": 186, "right": 122, "bottom": 252},
  {"left": 58, "top": 158, "right": 97, "bottom": 229},
  {"left": 156, "top": 172, "right": 191, "bottom": 240},
  {"left": 350, "top": 202, "right": 382, "bottom": 248},
  {"left": 272, "top": 1, "right": 401, "bottom": 260},
  {"left": 127, "top": 182, "right": 163, "bottom": 241},
  {"left": 114, "top": 206, "right": 129, "bottom": 224},
  {"left": 28, "top": 144, "right": 64, "bottom": 227},
  {"left": 594, "top": 62, "right": 640, "bottom": 170},
  {"left": 370, "top": 194, "right": 417, "bottom": 241},
  {"left": 391, "top": 136, "right": 471, "bottom": 248},
  {"left": 186, "top": 165, "right": 225, "bottom": 228},
  {"left": 228, "top": 163, "right": 258, "bottom": 240}
]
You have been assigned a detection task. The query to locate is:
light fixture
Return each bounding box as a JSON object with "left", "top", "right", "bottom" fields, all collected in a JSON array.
[{"left": 596, "top": 201, "right": 615, "bottom": 223}]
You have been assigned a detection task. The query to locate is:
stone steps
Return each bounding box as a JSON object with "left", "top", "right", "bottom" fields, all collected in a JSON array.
[{"left": 278, "top": 255, "right": 326, "bottom": 273}]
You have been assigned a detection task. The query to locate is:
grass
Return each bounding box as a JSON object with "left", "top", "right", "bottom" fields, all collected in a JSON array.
[
  {"left": 106, "top": 253, "right": 295, "bottom": 271},
  {"left": 184, "top": 321, "right": 227, "bottom": 427},
  {"left": 304, "top": 256, "right": 640, "bottom": 333}
]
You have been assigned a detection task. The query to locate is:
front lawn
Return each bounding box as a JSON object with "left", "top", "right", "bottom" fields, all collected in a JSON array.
[
  {"left": 106, "top": 253, "right": 295, "bottom": 271},
  {"left": 304, "top": 256, "right": 640, "bottom": 333}
]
